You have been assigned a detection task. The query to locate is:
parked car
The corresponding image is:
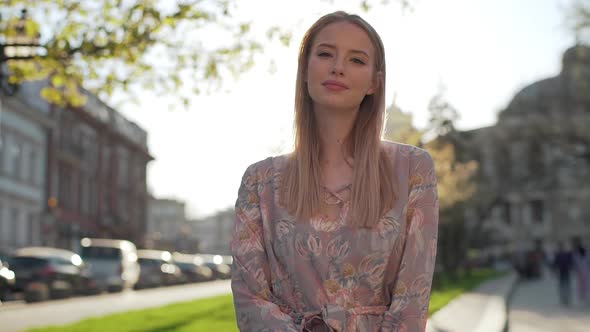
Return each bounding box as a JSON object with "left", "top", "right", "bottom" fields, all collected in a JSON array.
[
  {"left": 135, "top": 250, "right": 184, "bottom": 289},
  {"left": 199, "top": 254, "right": 231, "bottom": 279},
  {"left": 79, "top": 238, "right": 140, "bottom": 292},
  {"left": 0, "top": 250, "right": 9, "bottom": 263},
  {"left": 172, "top": 252, "right": 214, "bottom": 283},
  {"left": 0, "top": 258, "right": 15, "bottom": 302},
  {"left": 7, "top": 247, "right": 99, "bottom": 302}
]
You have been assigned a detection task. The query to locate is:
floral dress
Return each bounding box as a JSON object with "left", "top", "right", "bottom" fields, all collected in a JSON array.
[{"left": 231, "top": 141, "right": 438, "bottom": 332}]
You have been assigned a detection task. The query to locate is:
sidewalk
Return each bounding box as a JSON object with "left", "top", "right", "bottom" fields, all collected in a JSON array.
[
  {"left": 426, "top": 272, "right": 517, "bottom": 332},
  {"left": 508, "top": 272, "right": 590, "bottom": 332}
]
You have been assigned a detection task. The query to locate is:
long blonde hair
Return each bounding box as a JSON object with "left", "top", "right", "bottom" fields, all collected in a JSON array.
[{"left": 279, "top": 11, "right": 397, "bottom": 228}]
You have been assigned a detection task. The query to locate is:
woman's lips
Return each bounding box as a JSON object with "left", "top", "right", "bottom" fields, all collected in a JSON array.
[{"left": 322, "top": 80, "right": 348, "bottom": 91}]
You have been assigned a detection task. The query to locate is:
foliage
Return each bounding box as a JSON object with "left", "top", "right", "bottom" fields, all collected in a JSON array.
[
  {"left": 383, "top": 103, "right": 423, "bottom": 146},
  {"left": 0, "top": 0, "right": 279, "bottom": 108},
  {"left": 426, "top": 84, "right": 459, "bottom": 138},
  {"left": 427, "top": 141, "right": 478, "bottom": 211},
  {"left": 0, "top": 0, "right": 414, "bottom": 108},
  {"left": 423, "top": 87, "right": 480, "bottom": 277},
  {"left": 568, "top": 0, "right": 590, "bottom": 39}
]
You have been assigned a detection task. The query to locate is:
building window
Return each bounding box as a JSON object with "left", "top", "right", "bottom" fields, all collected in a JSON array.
[
  {"left": 118, "top": 147, "right": 129, "bottom": 188},
  {"left": 20, "top": 142, "right": 30, "bottom": 182},
  {"left": 29, "top": 213, "right": 36, "bottom": 244},
  {"left": 5, "top": 134, "right": 21, "bottom": 177},
  {"left": 528, "top": 143, "right": 544, "bottom": 177},
  {"left": 0, "top": 201, "right": 4, "bottom": 244},
  {"left": 531, "top": 200, "right": 544, "bottom": 224},
  {"left": 0, "top": 132, "right": 4, "bottom": 174},
  {"left": 59, "top": 165, "right": 73, "bottom": 210},
  {"left": 89, "top": 179, "right": 98, "bottom": 217},
  {"left": 502, "top": 202, "right": 512, "bottom": 225},
  {"left": 29, "top": 149, "right": 38, "bottom": 185},
  {"left": 11, "top": 208, "right": 19, "bottom": 247},
  {"left": 102, "top": 145, "right": 111, "bottom": 177}
]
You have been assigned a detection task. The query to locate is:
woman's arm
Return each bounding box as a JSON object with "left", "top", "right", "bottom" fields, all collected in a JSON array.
[
  {"left": 231, "top": 163, "right": 300, "bottom": 331},
  {"left": 381, "top": 150, "right": 439, "bottom": 332}
]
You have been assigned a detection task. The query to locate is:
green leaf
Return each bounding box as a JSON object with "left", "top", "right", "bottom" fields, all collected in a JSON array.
[
  {"left": 51, "top": 75, "right": 66, "bottom": 87},
  {"left": 40, "top": 87, "right": 64, "bottom": 105}
]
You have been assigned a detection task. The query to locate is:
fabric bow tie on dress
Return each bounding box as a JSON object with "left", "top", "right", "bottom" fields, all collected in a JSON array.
[
  {"left": 295, "top": 303, "right": 388, "bottom": 332},
  {"left": 302, "top": 304, "right": 346, "bottom": 331}
]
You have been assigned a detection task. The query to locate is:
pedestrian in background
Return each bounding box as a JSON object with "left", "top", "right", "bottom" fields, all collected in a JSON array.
[
  {"left": 572, "top": 241, "right": 590, "bottom": 306},
  {"left": 553, "top": 242, "right": 574, "bottom": 306},
  {"left": 230, "top": 10, "right": 439, "bottom": 332}
]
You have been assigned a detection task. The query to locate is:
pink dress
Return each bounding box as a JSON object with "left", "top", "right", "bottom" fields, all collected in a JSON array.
[{"left": 231, "top": 141, "right": 439, "bottom": 332}]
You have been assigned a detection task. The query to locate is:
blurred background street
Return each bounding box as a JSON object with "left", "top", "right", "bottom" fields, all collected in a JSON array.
[{"left": 0, "top": 0, "right": 589, "bottom": 331}]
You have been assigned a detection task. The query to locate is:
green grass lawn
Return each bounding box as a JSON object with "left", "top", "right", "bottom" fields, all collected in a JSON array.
[
  {"left": 29, "top": 269, "right": 501, "bottom": 332},
  {"left": 28, "top": 294, "right": 238, "bottom": 332},
  {"left": 428, "top": 268, "right": 503, "bottom": 314}
]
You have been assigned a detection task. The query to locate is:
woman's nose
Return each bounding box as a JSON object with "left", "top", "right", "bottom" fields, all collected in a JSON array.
[{"left": 330, "top": 58, "right": 345, "bottom": 75}]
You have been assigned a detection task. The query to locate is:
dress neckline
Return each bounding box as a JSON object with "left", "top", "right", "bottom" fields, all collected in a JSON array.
[{"left": 321, "top": 183, "right": 352, "bottom": 206}]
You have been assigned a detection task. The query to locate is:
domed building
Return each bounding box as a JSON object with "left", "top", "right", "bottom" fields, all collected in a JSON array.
[{"left": 462, "top": 44, "right": 590, "bottom": 255}]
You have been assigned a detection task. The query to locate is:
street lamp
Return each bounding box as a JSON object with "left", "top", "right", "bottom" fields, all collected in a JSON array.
[
  {"left": 0, "top": 9, "right": 43, "bottom": 95},
  {"left": 0, "top": 8, "right": 44, "bottom": 147}
]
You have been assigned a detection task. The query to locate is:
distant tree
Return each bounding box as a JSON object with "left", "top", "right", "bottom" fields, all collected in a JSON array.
[
  {"left": 383, "top": 102, "right": 423, "bottom": 147},
  {"left": 568, "top": 0, "right": 590, "bottom": 39},
  {"left": 424, "top": 88, "right": 478, "bottom": 279},
  {"left": 0, "top": 0, "right": 414, "bottom": 108},
  {"left": 427, "top": 84, "right": 459, "bottom": 138}
]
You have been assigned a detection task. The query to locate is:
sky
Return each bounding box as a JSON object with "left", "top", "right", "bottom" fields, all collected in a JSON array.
[{"left": 113, "top": 0, "right": 579, "bottom": 219}]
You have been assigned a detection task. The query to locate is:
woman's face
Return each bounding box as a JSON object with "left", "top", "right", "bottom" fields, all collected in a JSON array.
[{"left": 306, "top": 21, "right": 377, "bottom": 113}]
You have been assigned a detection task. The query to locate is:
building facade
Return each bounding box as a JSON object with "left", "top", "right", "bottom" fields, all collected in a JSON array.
[
  {"left": 0, "top": 80, "right": 50, "bottom": 252},
  {"left": 0, "top": 73, "right": 152, "bottom": 253},
  {"left": 146, "top": 198, "right": 199, "bottom": 253},
  {"left": 45, "top": 91, "right": 153, "bottom": 251},
  {"left": 462, "top": 44, "right": 590, "bottom": 255},
  {"left": 192, "top": 208, "right": 234, "bottom": 255}
]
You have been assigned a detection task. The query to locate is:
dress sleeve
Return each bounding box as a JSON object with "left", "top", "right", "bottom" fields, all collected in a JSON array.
[
  {"left": 230, "top": 163, "right": 300, "bottom": 331},
  {"left": 381, "top": 150, "right": 439, "bottom": 332}
]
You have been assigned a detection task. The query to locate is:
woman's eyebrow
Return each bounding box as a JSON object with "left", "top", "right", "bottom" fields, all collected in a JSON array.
[{"left": 316, "top": 43, "right": 369, "bottom": 58}]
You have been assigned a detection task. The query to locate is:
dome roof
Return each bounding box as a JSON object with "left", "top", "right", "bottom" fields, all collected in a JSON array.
[
  {"left": 501, "top": 44, "right": 590, "bottom": 118},
  {"left": 562, "top": 44, "right": 590, "bottom": 69}
]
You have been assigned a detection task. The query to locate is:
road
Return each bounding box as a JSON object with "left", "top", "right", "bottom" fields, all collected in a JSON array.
[{"left": 0, "top": 280, "right": 232, "bottom": 332}]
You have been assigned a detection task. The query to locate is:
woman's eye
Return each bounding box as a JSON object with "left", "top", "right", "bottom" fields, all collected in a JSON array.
[
  {"left": 351, "top": 58, "right": 366, "bottom": 65},
  {"left": 318, "top": 52, "right": 332, "bottom": 57}
]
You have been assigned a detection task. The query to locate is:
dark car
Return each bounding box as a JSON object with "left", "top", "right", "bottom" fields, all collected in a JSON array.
[
  {"left": 199, "top": 254, "right": 231, "bottom": 280},
  {"left": 7, "top": 247, "right": 100, "bottom": 302},
  {"left": 135, "top": 250, "right": 184, "bottom": 289},
  {"left": 172, "top": 253, "right": 214, "bottom": 283},
  {"left": 0, "top": 259, "right": 15, "bottom": 302}
]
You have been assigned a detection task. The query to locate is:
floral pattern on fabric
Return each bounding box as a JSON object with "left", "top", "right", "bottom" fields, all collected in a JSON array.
[{"left": 231, "top": 141, "right": 439, "bottom": 332}]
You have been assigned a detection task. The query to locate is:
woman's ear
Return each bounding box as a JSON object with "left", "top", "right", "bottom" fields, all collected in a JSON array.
[{"left": 366, "top": 71, "right": 382, "bottom": 96}]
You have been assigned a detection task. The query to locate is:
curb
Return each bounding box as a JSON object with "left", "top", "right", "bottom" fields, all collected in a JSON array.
[
  {"left": 427, "top": 272, "right": 518, "bottom": 332},
  {"left": 502, "top": 276, "right": 520, "bottom": 332}
]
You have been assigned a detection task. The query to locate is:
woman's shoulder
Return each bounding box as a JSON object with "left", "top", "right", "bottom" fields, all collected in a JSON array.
[
  {"left": 240, "top": 153, "right": 292, "bottom": 182},
  {"left": 241, "top": 156, "right": 274, "bottom": 177},
  {"left": 380, "top": 139, "right": 433, "bottom": 164}
]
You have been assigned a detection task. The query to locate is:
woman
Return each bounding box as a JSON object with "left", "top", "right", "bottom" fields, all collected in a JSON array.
[{"left": 231, "top": 11, "right": 438, "bottom": 332}]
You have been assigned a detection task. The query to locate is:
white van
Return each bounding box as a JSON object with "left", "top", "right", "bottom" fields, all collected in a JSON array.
[{"left": 79, "top": 238, "right": 140, "bottom": 292}]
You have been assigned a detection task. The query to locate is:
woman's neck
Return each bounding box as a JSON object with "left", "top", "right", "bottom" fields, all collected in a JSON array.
[{"left": 314, "top": 106, "right": 357, "bottom": 169}]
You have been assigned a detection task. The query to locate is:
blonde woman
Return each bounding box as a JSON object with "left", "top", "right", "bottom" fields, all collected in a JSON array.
[{"left": 231, "top": 11, "right": 438, "bottom": 332}]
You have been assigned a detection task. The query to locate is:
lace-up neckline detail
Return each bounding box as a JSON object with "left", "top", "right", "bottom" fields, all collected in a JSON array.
[{"left": 321, "top": 183, "right": 352, "bottom": 206}]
